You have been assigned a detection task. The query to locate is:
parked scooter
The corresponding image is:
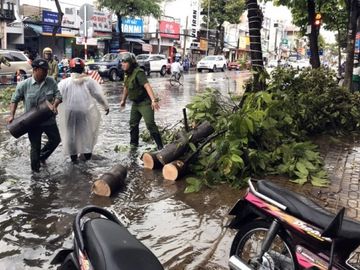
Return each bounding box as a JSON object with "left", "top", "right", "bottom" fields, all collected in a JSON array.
[
  {"left": 228, "top": 179, "right": 360, "bottom": 270},
  {"left": 51, "top": 205, "right": 164, "bottom": 270}
]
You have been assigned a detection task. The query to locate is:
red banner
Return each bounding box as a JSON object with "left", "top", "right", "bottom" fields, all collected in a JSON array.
[{"left": 159, "top": 21, "right": 180, "bottom": 40}]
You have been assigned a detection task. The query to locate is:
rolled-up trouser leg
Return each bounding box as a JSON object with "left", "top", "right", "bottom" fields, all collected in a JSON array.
[{"left": 129, "top": 104, "right": 142, "bottom": 146}]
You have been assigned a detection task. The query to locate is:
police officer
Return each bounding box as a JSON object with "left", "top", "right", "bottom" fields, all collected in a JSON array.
[
  {"left": 43, "top": 47, "right": 59, "bottom": 81},
  {"left": 7, "top": 58, "right": 62, "bottom": 173},
  {"left": 120, "top": 54, "right": 163, "bottom": 150}
]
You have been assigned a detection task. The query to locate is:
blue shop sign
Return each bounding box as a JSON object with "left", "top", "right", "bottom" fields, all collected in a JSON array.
[
  {"left": 117, "top": 18, "right": 143, "bottom": 37},
  {"left": 42, "top": 10, "right": 61, "bottom": 34}
]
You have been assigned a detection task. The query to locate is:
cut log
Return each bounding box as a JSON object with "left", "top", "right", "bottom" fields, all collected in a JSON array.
[
  {"left": 156, "top": 139, "right": 188, "bottom": 165},
  {"left": 162, "top": 160, "right": 186, "bottom": 181},
  {"left": 92, "top": 165, "right": 127, "bottom": 197},
  {"left": 142, "top": 152, "right": 162, "bottom": 169},
  {"left": 7, "top": 101, "right": 54, "bottom": 138},
  {"left": 189, "top": 121, "right": 215, "bottom": 144}
]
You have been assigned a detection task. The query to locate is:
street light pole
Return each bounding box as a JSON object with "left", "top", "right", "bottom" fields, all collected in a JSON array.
[{"left": 206, "top": 0, "right": 210, "bottom": 55}]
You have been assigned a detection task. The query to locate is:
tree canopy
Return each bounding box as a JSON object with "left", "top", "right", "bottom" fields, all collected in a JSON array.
[{"left": 97, "top": 0, "right": 163, "bottom": 18}]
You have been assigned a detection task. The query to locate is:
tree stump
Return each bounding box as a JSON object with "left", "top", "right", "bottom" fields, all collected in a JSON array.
[
  {"left": 156, "top": 140, "right": 188, "bottom": 165},
  {"left": 162, "top": 160, "right": 186, "bottom": 181},
  {"left": 142, "top": 152, "right": 162, "bottom": 169},
  {"left": 92, "top": 165, "right": 127, "bottom": 197}
]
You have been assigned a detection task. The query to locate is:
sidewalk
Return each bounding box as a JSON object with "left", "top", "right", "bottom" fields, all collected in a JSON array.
[{"left": 270, "top": 135, "right": 360, "bottom": 221}]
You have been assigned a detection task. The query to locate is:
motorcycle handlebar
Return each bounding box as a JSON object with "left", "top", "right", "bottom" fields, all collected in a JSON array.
[{"left": 74, "top": 205, "right": 123, "bottom": 252}]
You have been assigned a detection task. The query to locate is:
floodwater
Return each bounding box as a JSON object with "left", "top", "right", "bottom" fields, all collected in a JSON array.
[{"left": 0, "top": 70, "right": 251, "bottom": 269}]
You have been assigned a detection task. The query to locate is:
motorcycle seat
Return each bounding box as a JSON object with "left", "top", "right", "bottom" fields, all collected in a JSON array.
[
  {"left": 256, "top": 180, "right": 360, "bottom": 241},
  {"left": 84, "top": 218, "right": 163, "bottom": 270}
]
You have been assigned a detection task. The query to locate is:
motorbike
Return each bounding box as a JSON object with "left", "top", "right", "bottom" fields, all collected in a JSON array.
[
  {"left": 51, "top": 205, "right": 164, "bottom": 270},
  {"left": 228, "top": 179, "right": 360, "bottom": 270}
]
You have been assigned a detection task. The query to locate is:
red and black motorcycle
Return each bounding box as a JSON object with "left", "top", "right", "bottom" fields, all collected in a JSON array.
[{"left": 228, "top": 179, "right": 360, "bottom": 270}]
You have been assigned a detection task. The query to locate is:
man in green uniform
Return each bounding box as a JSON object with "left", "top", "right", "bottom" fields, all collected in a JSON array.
[
  {"left": 120, "top": 54, "right": 163, "bottom": 150},
  {"left": 7, "top": 58, "right": 62, "bottom": 173},
  {"left": 43, "top": 47, "right": 59, "bottom": 81}
]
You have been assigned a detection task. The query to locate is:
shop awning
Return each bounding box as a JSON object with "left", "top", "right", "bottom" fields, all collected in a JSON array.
[
  {"left": 125, "top": 37, "right": 145, "bottom": 44},
  {"left": 24, "top": 23, "right": 42, "bottom": 37}
]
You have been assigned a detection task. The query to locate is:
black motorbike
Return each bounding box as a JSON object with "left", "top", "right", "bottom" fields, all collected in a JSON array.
[
  {"left": 51, "top": 205, "right": 164, "bottom": 270},
  {"left": 228, "top": 179, "right": 360, "bottom": 270}
]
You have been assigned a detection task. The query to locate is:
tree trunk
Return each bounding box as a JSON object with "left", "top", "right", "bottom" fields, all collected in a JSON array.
[
  {"left": 308, "top": 0, "right": 320, "bottom": 68},
  {"left": 155, "top": 121, "right": 214, "bottom": 165},
  {"left": 343, "top": 0, "right": 359, "bottom": 90},
  {"left": 117, "top": 14, "right": 126, "bottom": 50},
  {"left": 92, "top": 165, "right": 127, "bottom": 197},
  {"left": 214, "top": 25, "right": 220, "bottom": 55},
  {"left": 142, "top": 152, "right": 162, "bottom": 169},
  {"left": 246, "top": 0, "right": 265, "bottom": 91},
  {"left": 337, "top": 28, "right": 342, "bottom": 76}
]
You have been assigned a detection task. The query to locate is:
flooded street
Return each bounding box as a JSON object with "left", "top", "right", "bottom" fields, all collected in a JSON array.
[{"left": 0, "top": 70, "right": 251, "bottom": 269}]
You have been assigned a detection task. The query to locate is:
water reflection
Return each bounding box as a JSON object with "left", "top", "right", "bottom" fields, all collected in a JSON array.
[{"left": 0, "top": 71, "right": 249, "bottom": 269}]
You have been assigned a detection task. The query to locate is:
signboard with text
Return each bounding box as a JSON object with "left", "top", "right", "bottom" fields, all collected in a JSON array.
[
  {"left": 90, "top": 10, "right": 112, "bottom": 32},
  {"left": 42, "top": 10, "right": 61, "bottom": 34},
  {"left": 159, "top": 21, "right": 180, "bottom": 40},
  {"left": 121, "top": 18, "right": 143, "bottom": 37}
]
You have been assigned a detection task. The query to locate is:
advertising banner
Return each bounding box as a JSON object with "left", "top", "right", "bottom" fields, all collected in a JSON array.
[
  {"left": 90, "top": 11, "right": 112, "bottom": 32},
  {"left": 121, "top": 18, "right": 143, "bottom": 37},
  {"left": 42, "top": 10, "right": 61, "bottom": 34},
  {"left": 159, "top": 21, "right": 180, "bottom": 40}
]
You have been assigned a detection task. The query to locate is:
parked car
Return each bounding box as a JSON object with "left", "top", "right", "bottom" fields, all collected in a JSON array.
[
  {"left": 135, "top": 54, "right": 151, "bottom": 76},
  {"left": 197, "top": 55, "right": 227, "bottom": 72},
  {"left": 227, "top": 61, "right": 241, "bottom": 70},
  {"left": 87, "top": 52, "right": 132, "bottom": 81},
  {"left": 135, "top": 54, "right": 168, "bottom": 76},
  {"left": 0, "top": 50, "right": 32, "bottom": 84}
]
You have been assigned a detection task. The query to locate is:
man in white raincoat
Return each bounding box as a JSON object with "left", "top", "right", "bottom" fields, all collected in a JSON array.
[{"left": 57, "top": 58, "right": 109, "bottom": 162}]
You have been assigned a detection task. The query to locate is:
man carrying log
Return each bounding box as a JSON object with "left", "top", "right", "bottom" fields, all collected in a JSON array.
[
  {"left": 120, "top": 54, "right": 163, "bottom": 150},
  {"left": 7, "top": 59, "right": 62, "bottom": 173}
]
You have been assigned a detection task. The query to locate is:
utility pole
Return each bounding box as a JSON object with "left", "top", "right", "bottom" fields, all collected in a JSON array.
[
  {"left": 206, "top": 0, "right": 210, "bottom": 55},
  {"left": 183, "top": 16, "right": 188, "bottom": 59}
]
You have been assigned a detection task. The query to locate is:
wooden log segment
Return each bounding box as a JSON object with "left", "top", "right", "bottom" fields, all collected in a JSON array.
[
  {"left": 155, "top": 121, "right": 215, "bottom": 166},
  {"left": 142, "top": 152, "right": 162, "bottom": 169},
  {"left": 7, "top": 101, "right": 54, "bottom": 138},
  {"left": 162, "top": 160, "right": 186, "bottom": 181},
  {"left": 92, "top": 165, "right": 127, "bottom": 197}
]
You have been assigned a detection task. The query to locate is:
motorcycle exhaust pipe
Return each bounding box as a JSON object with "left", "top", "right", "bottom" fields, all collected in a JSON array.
[{"left": 229, "top": 255, "right": 253, "bottom": 270}]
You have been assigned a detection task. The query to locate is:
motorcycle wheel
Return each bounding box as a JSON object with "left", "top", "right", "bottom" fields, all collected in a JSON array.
[{"left": 230, "top": 220, "right": 297, "bottom": 270}]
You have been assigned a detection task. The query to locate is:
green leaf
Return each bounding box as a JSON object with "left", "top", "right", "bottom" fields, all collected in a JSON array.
[
  {"left": 290, "top": 178, "right": 308, "bottom": 185},
  {"left": 189, "top": 143, "right": 197, "bottom": 152},
  {"left": 244, "top": 117, "right": 254, "bottom": 134},
  {"left": 296, "top": 162, "right": 309, "bottom": 176},
  {"left": 231, "top": 154, "right": 244, "bottom": 166},
  {"left": 311, "top": 176, "right": 329, "bottom": 187},
  {"left": 185, "top": 177, "right": 202, "bottom": 193}
]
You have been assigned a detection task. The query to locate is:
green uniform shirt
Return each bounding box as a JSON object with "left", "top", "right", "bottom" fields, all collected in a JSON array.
[
  {"left": 48, "top": 59, "right": 59, "bottom": 81},
  {"left": 11, "top": 76, "right": 62, "bottom": 126},
  {"left": 124, "top": 67, "right": 149, "bottom": 102}
]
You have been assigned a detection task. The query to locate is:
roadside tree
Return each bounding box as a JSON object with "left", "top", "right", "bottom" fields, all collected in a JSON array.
[{"left": 97, "top": 0, "right": 162, "bottom": 50}]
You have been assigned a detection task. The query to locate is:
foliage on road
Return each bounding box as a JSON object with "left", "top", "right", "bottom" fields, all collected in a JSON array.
[
  {"left": 183, "top": 67, "right": 360, "bottom": 192},
  {"left": 0, "top": 87, "right": 15, "bottom": 106}
]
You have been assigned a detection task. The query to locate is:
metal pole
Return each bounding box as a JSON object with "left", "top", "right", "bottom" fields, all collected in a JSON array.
[
  {"left": 206, "top": 0, "right": 210, "bottom": 55},
  {"left": 183, "top": 16, "right": 188, "bottom": 59},
  {"left": 84, "top": 5, "right": 88, "bottom": 61}
]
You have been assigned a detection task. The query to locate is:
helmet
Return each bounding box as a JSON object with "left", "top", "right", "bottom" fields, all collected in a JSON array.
[
  {"left": 121, "top": 53, "right": 136, "bottom": 64},
  {"left": 43, "top": 47, "right": 53, "bottom": 54},
  {"left": 69, "top": 58, "right": 85, "bottom": 68}
]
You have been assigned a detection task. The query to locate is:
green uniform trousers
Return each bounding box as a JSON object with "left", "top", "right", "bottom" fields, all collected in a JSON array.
[
  {"left": 129, "top": 100, "right": 162, "bottom": 148},
  {"left": 28, "top": 124, "right": 61, "bottom": 172}
]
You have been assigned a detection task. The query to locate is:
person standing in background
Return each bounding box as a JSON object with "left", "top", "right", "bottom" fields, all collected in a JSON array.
[{"left": 43, "top": 47, "right": 59, "bottom": 81}]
